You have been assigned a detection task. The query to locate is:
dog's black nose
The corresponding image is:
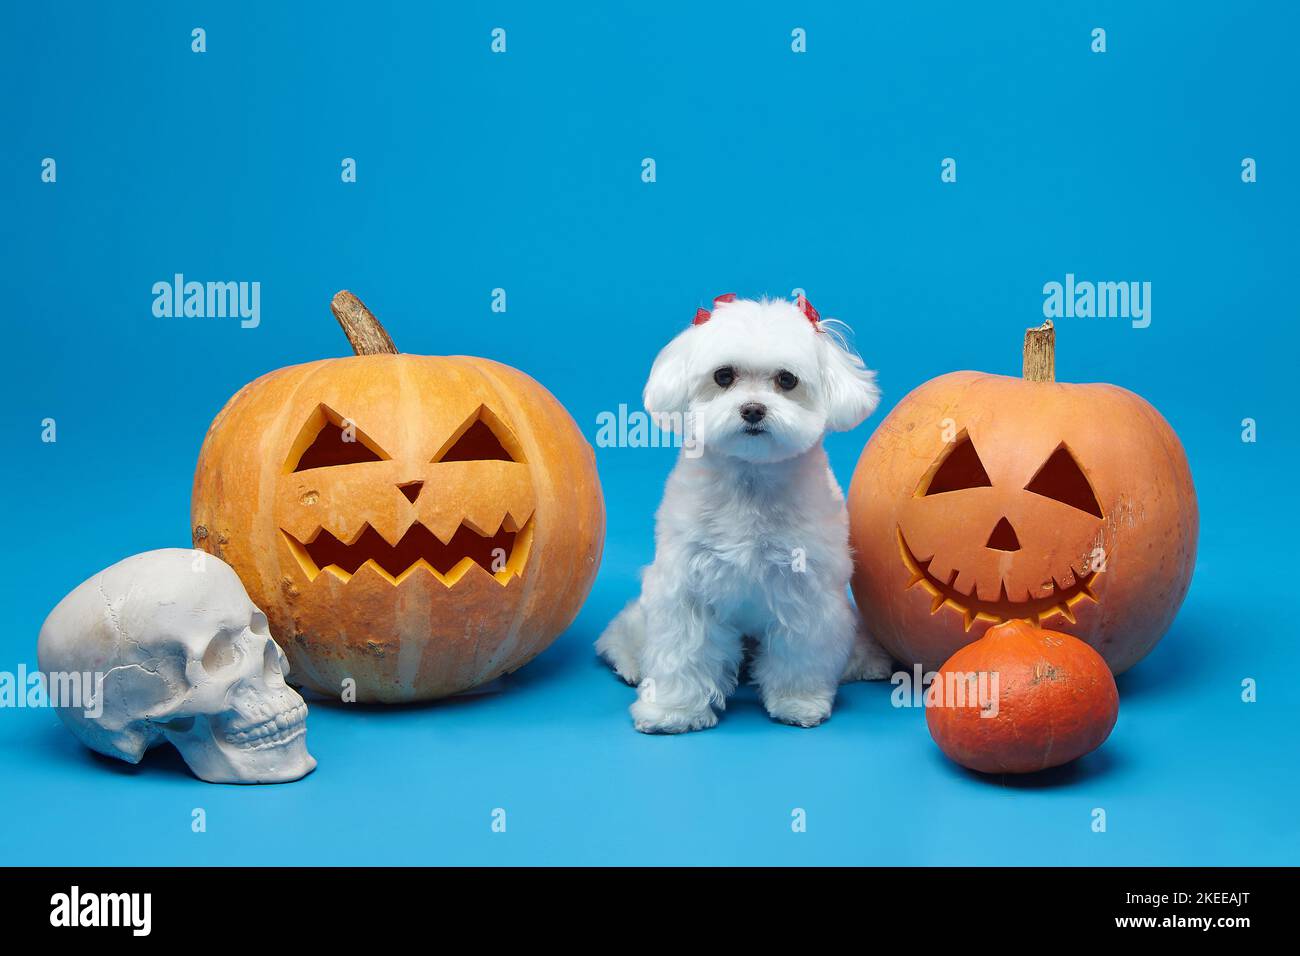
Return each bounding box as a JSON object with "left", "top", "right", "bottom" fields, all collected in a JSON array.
[{"left": 740, "top": 402, "right": 767, "bottom": 424}]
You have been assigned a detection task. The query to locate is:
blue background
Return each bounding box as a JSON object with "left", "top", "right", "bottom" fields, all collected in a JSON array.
[{"left": 1, "top": 1, "right": 1295, "bottom": 865}]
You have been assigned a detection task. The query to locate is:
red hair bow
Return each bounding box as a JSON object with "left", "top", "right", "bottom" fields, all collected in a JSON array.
[
  {"left": 795, "top": 294, "right": 820, "bottom": 328},
  {"left": 692, "top": 292, "right": 822, "bottom": 331},
  {"left": 693, "top": 293, "right": 736, "bottom": 326}
]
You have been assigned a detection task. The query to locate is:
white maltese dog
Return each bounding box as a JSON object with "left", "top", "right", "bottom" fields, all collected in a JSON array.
[{"left": 597, "top": 294, "right": 893, "bottom": 733}]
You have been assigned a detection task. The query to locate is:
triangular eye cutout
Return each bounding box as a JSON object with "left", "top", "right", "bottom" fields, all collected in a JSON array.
[
  {"left": 287, "top": 406, "right": 389, "bottom": 473},
  {"left": 921, "top": 432, "right": 992, "bottom": 496},
  {"left": 432, "top": 406, "right": 523, "bottom": 463},
  {"left": 1024, "top": 444, "right": 1104, "bottom": 518}
]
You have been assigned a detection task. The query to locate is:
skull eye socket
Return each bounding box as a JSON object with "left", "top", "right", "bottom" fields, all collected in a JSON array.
[
  {"left": 920, "top": 432, "right": 992, "bottom": 496},
  {"left": 1024, "top": 444, "right": 1104, "bottom": 518},
  {"left": 263, "top": 639, "right": 287, "bottom": 678},
  {"left": 287, "top": 405, "right": 390, "bottom": 473},
  {"left": 432, "top": 405, "right": 524, "bottom": 463},
  {"left": 201, "top": 632, "right": 242, "bottom": 674}
]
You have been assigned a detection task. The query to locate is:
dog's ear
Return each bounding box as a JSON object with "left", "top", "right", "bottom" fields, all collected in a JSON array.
[
  {"left": 818, "top": 331, "right": 880, "bottom": 431},
  {"left": 643, "top": 328, "right": 696, "bottom": 432}
]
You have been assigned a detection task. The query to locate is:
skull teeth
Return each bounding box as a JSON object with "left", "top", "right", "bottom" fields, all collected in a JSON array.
[{"left": 224, "top": 704, "right": 308, "bottom": 748}]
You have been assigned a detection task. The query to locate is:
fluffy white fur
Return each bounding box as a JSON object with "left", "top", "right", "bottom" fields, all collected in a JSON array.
[{"left": 596, "top": 297, "right": 893, "bottom": 733}]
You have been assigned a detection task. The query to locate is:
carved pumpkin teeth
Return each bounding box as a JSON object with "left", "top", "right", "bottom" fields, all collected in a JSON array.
[
  {"left": 898, "top": 527, "right": 1100, "bottom": 627},
  {"left": 283, "top": 517, "right": 533, "bottom": 587}
]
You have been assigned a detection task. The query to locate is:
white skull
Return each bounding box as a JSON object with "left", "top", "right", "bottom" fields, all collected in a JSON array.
[{"left": 37, "top": 548, "right": 316, "bottom": 784}]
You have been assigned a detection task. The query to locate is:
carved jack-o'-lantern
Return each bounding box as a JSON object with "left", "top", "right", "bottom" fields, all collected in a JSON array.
[
  {"left": 192, "top": 292, "right": 604, "bottom": 702},
  {"left": 848, "top": 323, "right": 1196, "bottom": 674}
]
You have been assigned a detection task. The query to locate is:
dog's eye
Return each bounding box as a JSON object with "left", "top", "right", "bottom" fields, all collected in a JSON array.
[
  {"left": 714, "top": 367, "right": 735, "bottom": 388},
  {"left": 776, "top": 370, "right": 798, "bottom": 391}
]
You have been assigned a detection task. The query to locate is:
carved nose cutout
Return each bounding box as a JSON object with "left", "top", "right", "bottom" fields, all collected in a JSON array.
[
  {"left": 398, "top": 481, "right": 424, "bottom": 504},
  {"left": 986, "top": 517, "right": 1020, "bottom": 552}
]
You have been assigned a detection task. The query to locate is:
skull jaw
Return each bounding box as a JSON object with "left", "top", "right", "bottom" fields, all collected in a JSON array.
[{"left": 162, "top": 716, "right": 317, "bottom": 785}]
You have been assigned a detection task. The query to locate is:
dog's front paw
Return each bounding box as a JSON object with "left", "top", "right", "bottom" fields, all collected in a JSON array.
[
  {"left": 630, "top": 697, "right": 718, "bottom": 734},
  {"left": 599, "top": 646, "right": 641, "bottom": 685},
  {"left": 764, "top": 692, "right": 834, "bottom": 728},
  {"left": 595, "top": 622, "right": 643, "bottom": 685},
  {"left": 842, "top": 633, "right": 895, "bottom": 682}
]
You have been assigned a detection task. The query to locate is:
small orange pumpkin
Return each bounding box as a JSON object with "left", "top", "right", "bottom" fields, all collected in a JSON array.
[
  {"left": 191, "top": 292, "right": 605, "bottom": 703},
  {"left": 925, "top": 619, "right": 1119, "bottom": 774},
  {"left": 849, "top": 321, "right": 1197, "bottom": 674}
]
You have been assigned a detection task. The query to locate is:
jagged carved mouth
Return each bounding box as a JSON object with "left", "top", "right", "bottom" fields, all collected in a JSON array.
[
  {"left": 898, "top": 527, "right": 1099, "bottom": 631},
  {"left": 283, "top": 517, "right": 532, "bottom": 586}
]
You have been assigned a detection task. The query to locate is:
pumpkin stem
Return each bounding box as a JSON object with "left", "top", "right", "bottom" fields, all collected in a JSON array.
[
  {"left": 1022, "top": 320, "right": 1055, "bottom": 383},
  {"left": 331, "top": 290, "right": 399, "bottom": 356}
]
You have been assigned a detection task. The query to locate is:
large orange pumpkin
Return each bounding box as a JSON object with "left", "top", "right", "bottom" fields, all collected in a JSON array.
[
  {"left": 192, "top": 292, "right": 604, "bottom": 703},
  {"left": 926, "top": 619, "right": 1119, "bottom": 774},
  {"left": 848, "top": 322, "right": 1196, "bottom": 674}
]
